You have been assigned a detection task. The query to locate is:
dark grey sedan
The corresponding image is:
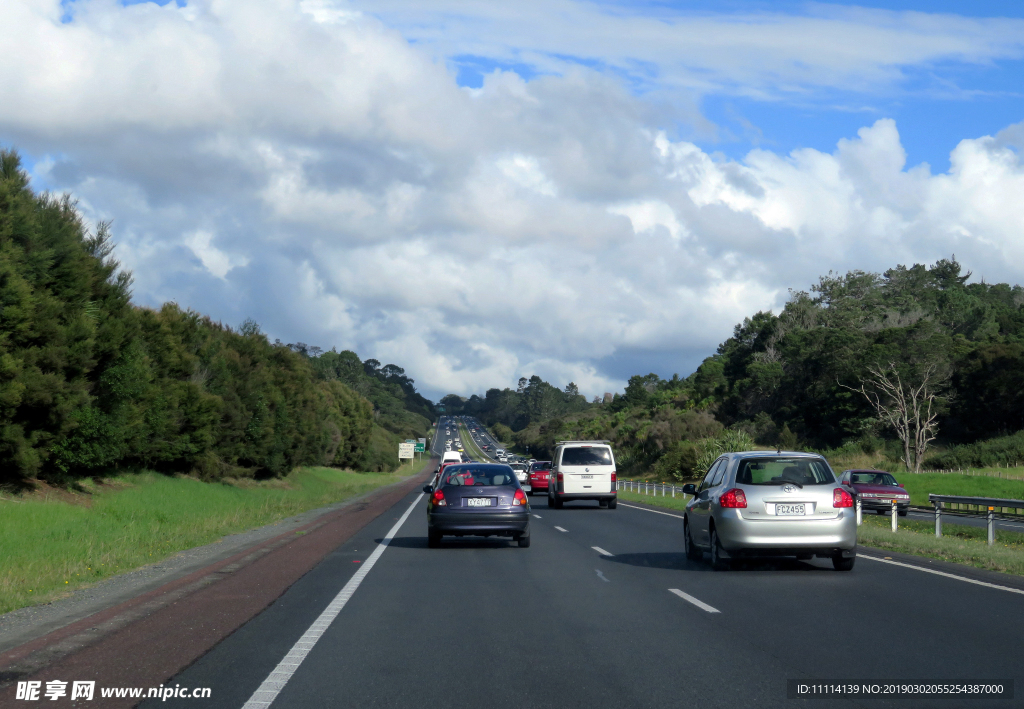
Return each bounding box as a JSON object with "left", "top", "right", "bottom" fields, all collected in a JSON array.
[{"left": 424, "top": 464, "right": 531, "bottom": 548}]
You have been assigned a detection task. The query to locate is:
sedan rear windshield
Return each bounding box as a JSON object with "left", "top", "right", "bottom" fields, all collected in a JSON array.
[
  {"left": 561, "top": 447, "right": 613, "bottom": 466},
  {"left": 736, "top": 458, "right": 835, "bottom": 486},
  {"left": 444, "top": 469, "right": 516, "bottom": 487},
  {"left": 850, "top": 472, "right": 899, "bottom": 486}
]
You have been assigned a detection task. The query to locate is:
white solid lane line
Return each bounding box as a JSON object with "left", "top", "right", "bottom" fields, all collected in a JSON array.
[
  {"left": 592, "top": 546, "right": 613, "bottom": 557},
  {"left": 242, "top": 493, "right": 424, "bottom": 709},
  {"left": 620, "top": 503, "right": 685, "bottom": 519},
  {"left": 669, "top": 588, "right": 721, "bottom": 614},
  {"left": 555, "top": 526, "right": 568, "bottom": 532},
  {"left": 860, "top": 555, "right": 1024, "bottom": 596}
]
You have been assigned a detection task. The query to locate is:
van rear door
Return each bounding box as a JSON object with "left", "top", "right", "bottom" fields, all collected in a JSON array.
[{"left": 558, "top": 445, "right": 615, "bottom": 494}]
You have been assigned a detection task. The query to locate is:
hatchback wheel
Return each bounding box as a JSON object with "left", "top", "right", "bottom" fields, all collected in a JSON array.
[
  {"left": 684, "top": 522, "right": 702, "bottom": 562},
  {"left": 427, "top": 531, "right": 442, "bottom": 548},
  {"left": 832, "top": 553, "right": 855, "bottom": 571},
  {"left": 709, "top": 528, "right": 730, "bottom": 571}
]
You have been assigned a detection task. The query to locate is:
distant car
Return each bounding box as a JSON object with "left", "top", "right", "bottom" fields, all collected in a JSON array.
[
  {"left": 528, "top": 461, "right": 551, "bottom": 494},
  {"left": 838, "top": 469, "right": 910, "bottom": 516},
  {"left": 681, "top": 451, "right": 857, "bottom": 571},
  {"left": 509, "top": 463, "right": 530, "bottom": 491},
  {"left": 548, "top": 441, "right": 617, "bottom": 509},
  {"left": 424, "top": 464, "right": 531, "bottom": 548},
  {"left": 432, "top": 451, "right": 466, "bottom": 486}
]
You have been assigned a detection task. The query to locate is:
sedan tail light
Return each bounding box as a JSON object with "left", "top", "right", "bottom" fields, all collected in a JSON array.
[
  {"left": 432, "top": 489, "right": 447, "bottom": 506},
  {"left": 513, "top": 489, "right": 527, "bottom": 506},
  {"left": 719, "top": 488, "right": 747, "bottom": 508},
  {"left": 833, "top": 487, "right": 854, "bottom": 508}
]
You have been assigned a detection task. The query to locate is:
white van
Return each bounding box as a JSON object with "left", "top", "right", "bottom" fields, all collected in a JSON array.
[{"left": 548, "top": 440, "right": 617, "bottom": 509}]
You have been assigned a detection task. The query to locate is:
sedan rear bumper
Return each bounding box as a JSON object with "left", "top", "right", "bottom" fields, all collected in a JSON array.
[{"left": 428, "top": 510, "right": 530, "bottom": 535}]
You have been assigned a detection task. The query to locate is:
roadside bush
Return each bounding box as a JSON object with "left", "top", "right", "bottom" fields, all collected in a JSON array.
[{"left": 926, "top": 431, "right": 1024, "bottom": 470}]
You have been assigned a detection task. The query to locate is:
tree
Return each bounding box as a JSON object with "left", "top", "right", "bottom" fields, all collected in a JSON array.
[{"left": 843, "top": 362, "right": 948, "bottom": 473}]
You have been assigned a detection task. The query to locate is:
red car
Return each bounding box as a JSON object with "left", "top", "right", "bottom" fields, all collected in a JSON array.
[
  {"left": 838, "top": 469, "right": 910, "bottom": 516},
  {"left": 528, "top": 461, "right": 552, "bottom": 495}
]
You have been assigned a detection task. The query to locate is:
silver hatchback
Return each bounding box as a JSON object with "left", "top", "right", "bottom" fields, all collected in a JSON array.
[{"left": 682, "top": 451, "right": 857, "bottom": 571}]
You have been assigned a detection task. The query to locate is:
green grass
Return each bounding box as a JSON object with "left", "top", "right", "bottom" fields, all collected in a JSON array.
[
  {"left": 857, "top": 513, "right": 1024, "bottom": 576},
  {"left": 0, "top": 465, "right": 418, "bottom": 615},
  {"left": 617, "top": 489, "right": 690, "bottom": 512},
  {"left": 894, "top": 473, "right": 1024, "bottom": 507}
]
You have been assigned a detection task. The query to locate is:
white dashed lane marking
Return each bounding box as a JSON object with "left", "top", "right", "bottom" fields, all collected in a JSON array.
[
  {"left": 533, "top": 514, "right": 542, "bottom": 519},
  {"left": 554, "top": 526, "right": 568, "bottom": 533},
  {"left": 669, "top": 588, "right": 721, "bottom": 614},
  {"left": 592, "top": 546, "right": 613, "bottom": 557},
  {"left": 596, "top": 569, "right": 610, "bottom": 582}
]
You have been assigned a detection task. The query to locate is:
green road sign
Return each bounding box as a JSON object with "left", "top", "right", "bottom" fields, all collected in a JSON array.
[{"left": 414, "top": 443, "right": 425, "bottom": 452}]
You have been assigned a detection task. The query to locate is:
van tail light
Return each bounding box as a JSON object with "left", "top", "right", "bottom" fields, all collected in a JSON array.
[
  {"left": 557, "top": 472, "right": 564, "bottom": 482},
  {"left": 719, "top": 488, "right": 747, "bottom": 508},
  {"left": 513, "top": 489, "right": 527, "bottom": 506},
  {"left": 833, "top": 487, "right": 854, "bottom": 508},
  {"left": 432, "top": 489, "right": 446, "bottom": 506},
  {"left": 610, "top": 472, "right": 617, "bottom": 491}
]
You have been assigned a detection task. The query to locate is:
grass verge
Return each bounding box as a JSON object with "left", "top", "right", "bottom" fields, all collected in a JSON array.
[
  {"left": 0, "top": 465, "right": 420, "bottom": 615},
  {"left": 616, "top": 489, "right": 1024, "bottom": 577}
]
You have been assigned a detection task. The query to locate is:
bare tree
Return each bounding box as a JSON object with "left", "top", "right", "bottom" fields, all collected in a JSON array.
[{"left": 842, "top": 362, "right": 947, "bottom": 473}]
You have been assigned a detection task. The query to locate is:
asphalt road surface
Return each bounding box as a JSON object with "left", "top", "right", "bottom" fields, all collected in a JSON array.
[{"left": 144, "top": 486, "right": 1024, "bottom": 709}]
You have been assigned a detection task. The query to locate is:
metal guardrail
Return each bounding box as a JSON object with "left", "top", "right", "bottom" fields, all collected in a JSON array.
[{"left": 929, "top": 494, "right": 1024, "bottom": 545}]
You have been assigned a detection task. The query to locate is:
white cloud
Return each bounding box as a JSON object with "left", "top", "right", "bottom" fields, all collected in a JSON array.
[{"left": 1, "top": 1, "right": 1023, "bottom": 402}]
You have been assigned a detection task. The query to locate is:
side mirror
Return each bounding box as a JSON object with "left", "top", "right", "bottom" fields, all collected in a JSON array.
[
  {"left": 682, "top": 484, "right": 697, "bottom": 495},
  {"left": 422, "top": 485, "right": 433, "bottom": 494},
  {"left": 898, "top": 483, "right": 904, "bottom": 488}
]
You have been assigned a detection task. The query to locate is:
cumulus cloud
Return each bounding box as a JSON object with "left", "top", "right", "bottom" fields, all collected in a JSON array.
[{"left": 2, "top": 0, "right": 1023, "bottom": 401}]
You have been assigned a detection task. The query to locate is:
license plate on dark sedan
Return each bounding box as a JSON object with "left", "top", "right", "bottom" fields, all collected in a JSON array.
[
  {"left": 776, "top": 503, "right": 805, "bottom": 515},
  {"left": 466, "top": 498, "right": 494, "bottom": 507}
]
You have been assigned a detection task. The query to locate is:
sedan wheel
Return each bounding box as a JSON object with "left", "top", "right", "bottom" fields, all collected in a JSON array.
[
  {"left": 684, "top": 522, "right": 702, "bottom": 562},
  {"left": 709, "top": 528, "right": 731, "bottom": 571},
  {"left": 427, "top": 531, "right": 442, "bottom": 548},
  {"left": 517, "top": 532, "right": 531, "bottom": 548}
]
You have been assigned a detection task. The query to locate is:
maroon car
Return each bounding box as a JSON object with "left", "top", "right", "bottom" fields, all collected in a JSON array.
[
  {"left": 838, "top": 469, "right": 910, "bottom": 516},
  {"left": 528, "top": 461, "right": 551, "bottom": 495}
]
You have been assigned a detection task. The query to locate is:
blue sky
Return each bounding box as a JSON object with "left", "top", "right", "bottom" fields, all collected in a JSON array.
[{"left": 3, "top": 0, "right": 1024, "bottom": 400}]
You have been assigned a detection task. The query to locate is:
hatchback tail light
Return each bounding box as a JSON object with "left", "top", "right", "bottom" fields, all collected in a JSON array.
[
  {"left": 432, "top": 489, "right": 446, "bottom": 506},
  {"left": 719, "top": 488, "right": 747, "bottom": 508},
  {"left": 513, "top": 489, "right": 527, "bottom": 506},
  {"left": 833, "top": 487, "right": 854, "bottom": 508}
]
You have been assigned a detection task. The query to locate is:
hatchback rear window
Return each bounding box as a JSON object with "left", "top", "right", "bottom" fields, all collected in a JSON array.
[
  {"left": 560, "top": 447, "right": 613, "bottom": 466},
  {"left": 530, "top": 462, "right": 551, "bottom": 471},
  {"left": 736, "top": 458, "right": 835, "bottom": 486},
  {"left": 444, "top": 469, "right": 516, "bottom": 486}
]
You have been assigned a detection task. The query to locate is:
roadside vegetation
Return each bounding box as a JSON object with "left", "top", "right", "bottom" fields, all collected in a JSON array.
[
  {"left": 0, "top": 462, "right": 423, "bottom": 614},
  {"left": 0, "top": 149, "right": 433, "bottom": 491}
]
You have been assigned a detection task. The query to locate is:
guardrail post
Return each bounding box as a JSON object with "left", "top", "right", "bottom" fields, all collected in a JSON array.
[
  {"left": 855, "top": 498, "right": 862, "bottom": 526},
  {"left": 934, "top": 502, "right": 942, "bottom": 538},
  {"left": 988, "top": 507, "right": 995, "bottom": 546},
  {"left": 672, "top": 485, "right": 675, "bottom": 498},
  {"left": 891, "top": 500, "right": 897, "bottom": 532}
]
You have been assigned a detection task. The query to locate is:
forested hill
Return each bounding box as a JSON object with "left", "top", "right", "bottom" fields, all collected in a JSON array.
[
  {"left": 0, "top": 150, "right": 432, "bottom": 487},
  {"left": 457, "top": 259, "right": 1024, "bottom": 479}
]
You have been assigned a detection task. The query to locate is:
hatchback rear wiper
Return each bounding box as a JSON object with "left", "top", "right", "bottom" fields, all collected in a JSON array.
[{"left": 770, "top": 477, "right": 803, "bottom": 488}]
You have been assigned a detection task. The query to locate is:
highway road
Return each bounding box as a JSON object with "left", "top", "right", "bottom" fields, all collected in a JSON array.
[{"left": 143, "top": 453, "right": 1024, "bottom": 708}]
